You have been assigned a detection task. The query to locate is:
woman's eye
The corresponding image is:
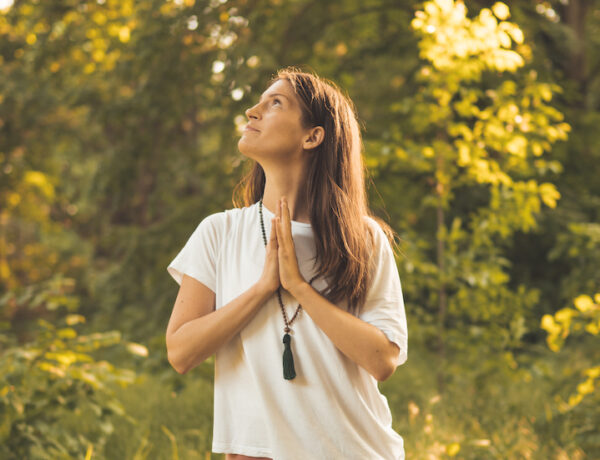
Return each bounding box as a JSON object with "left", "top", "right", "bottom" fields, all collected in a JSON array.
[{"left": 273, "top": 98, "right": 281, "bottom": 105}]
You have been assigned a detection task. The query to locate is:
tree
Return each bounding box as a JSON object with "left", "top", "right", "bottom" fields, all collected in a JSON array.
[
  {"left": 400, "top": 0, "right": 569, "bottom": 391},
  {"left": 541, "top": 292, "right": 600, "bottom": 411}
]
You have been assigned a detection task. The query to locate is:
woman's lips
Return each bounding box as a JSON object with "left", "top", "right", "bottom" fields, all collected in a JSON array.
[{"left": 244, "top": 125, "right": 260, "bottom": 132}]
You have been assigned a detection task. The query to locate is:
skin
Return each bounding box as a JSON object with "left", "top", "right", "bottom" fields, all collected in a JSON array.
[{"left": 237, "top": 78, "right": 325, "bottom": 225}]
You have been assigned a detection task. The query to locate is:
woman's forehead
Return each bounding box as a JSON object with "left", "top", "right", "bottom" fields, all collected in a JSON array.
[{"left": 262, "top": 79, "right": 295, "bottom": 100}]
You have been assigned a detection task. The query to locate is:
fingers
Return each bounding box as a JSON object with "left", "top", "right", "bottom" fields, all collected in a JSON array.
[
  {"left": 278, "top": 197, "right": 291, "bottom": 241},
  {"left": 275, "top": 203, "right": 283, "bottom": 243},
  {"left": 270, "top": 217, "right": 277, "bottom": 247}
]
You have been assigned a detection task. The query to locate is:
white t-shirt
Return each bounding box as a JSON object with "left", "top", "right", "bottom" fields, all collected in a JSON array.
[{"left": 167, "top": 201, "right": 408, "bottom": 460}]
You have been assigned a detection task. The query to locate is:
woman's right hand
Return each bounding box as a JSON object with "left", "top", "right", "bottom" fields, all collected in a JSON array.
[{"left": 258, "top": 217, "right": 281, "bottom": 295}]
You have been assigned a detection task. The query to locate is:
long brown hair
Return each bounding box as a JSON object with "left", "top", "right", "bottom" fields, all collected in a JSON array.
[{"left": 232, "top": 66, "right": 401, "bottom": 316}]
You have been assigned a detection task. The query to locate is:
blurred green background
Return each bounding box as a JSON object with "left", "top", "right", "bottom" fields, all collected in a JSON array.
[{"left": 1, "top": 0, "right": 599, "bottom": 458}]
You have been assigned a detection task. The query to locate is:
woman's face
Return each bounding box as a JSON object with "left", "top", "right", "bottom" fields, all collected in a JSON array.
[{"left": 238, "top": 79, "right": 313, "bottom": 161}]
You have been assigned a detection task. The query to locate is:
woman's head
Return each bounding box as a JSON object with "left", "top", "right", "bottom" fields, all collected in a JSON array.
[
  {"left": 238, "top": 77, "right": 325, "bottom": 163},
  {"left": 272, "top": 67, "right": 364, "bottom": 172},
  {"left": 234, "top": 66, "right": 400, "bottom": 315},
  {"left": 239, "top": 68, "right": 362, "bottom": 185}
]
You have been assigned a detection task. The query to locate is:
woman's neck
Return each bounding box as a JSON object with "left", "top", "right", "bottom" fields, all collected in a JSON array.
[{"left": 262, "top": 179, "right": 310, "bottom": 224}]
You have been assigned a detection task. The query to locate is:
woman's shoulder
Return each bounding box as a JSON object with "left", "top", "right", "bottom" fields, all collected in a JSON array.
[
  {"left": 198, "top": 203, "right": 254, "bottom": 229},
  {"left": 362, "top": 214, "right": 385, "bottom": 238},
  {"left": 362, "top": 214, "right": 397, "bottom": 256}
]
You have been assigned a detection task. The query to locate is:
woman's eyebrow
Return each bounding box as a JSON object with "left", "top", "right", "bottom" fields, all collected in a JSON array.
[{"left": 258, "top": 93, "right": 290, "bottom": 103}]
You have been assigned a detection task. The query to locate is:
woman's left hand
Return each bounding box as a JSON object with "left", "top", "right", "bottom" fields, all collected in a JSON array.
[{"left": 275, "top": 196, "right": 306, "bottom": 293}]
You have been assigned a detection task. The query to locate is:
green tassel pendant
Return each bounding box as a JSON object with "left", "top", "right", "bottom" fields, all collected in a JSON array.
[{"left": 282, "top": 333, "right": 296, "bottom": 380}]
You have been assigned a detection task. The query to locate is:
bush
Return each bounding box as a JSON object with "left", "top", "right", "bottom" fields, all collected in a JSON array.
[{"left": 0, "top": 314, "right": 145, "bottom": 459}]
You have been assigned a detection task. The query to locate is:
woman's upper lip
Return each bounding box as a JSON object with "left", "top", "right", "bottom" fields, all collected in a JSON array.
[{"left": 244, "top": 124, "right": 260, "bottom": 132}]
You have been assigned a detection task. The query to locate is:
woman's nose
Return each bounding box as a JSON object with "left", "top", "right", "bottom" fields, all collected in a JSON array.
[{"left": 245, "top": 102, "right": 261, "bottom": 119}]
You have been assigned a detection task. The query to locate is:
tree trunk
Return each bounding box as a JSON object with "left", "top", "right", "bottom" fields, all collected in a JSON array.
[
  {"left": 564, "top": 0, "right": 589, "bottom": 108},
  {"left": 436, "top": 148, "right": 447, "bottom": 395}
]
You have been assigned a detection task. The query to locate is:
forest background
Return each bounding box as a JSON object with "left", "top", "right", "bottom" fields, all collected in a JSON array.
[{"left": 1, "top": 0, "right": 599, "bottom": 459}]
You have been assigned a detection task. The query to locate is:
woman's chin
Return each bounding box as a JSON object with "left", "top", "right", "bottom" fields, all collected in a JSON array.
[{"left": 237, "top": 139, "right": 256, "bottom": 158}]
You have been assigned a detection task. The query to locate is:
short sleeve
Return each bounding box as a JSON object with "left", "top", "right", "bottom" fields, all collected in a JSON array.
[
  {"left": 358, "top": 218, "right": 408, "bottom": 366},
  {"left": 166, "top": 212, "right": 224, "bottom": 293}
]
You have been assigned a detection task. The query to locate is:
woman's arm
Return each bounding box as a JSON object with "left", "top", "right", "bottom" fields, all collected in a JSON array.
[
  {"left": 274, "top": 197, "right": 400, "bottom": 382},
  {"left": 289, "top": 281, "right": 400, "bottom": 382},
  {"left": 166, "top": 276, "right": 273, "bottom": 374}
]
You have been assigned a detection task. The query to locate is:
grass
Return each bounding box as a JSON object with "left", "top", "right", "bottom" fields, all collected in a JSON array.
[{"left": 62, "top": 341, "right": 597, "bottom": 459}]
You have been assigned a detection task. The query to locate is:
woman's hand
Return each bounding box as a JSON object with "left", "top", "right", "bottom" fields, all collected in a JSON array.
[
  {"left": 275, "top": 197, "right": 306, "bottom": 293},
  {"left": 258, "top": 215, "right": 281, "bottom": 295}
]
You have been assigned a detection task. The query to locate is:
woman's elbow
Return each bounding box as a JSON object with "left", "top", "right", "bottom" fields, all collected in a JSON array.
[
  {"left": 377, "top": 343, "right": 402, "bottom": 382},
  {"left": 167, "top": 345, "right": 188, "bottom": 374},
  {"left": 377, "top": 362, "right": 397, "bottom": 382}
]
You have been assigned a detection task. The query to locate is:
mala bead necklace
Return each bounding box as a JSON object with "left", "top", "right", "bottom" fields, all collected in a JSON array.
[{"left": 259, "top": 199, "right": 319, "bottom": 380}]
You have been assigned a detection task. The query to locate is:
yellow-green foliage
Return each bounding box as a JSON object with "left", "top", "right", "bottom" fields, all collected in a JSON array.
[
  {"left": 397, "top": 0, "right": 571, "bottom": 366},
  {"left": 1, "top": 169, "right": 62, "bottom": 290},
  {"left": 408, "top": 0, "right": 569, "bottom": 208},
  {"left": 0, "top": 314, "right": 144, "bottom": 459},
  {"left": 541, "top": 293, "right": 600, "bottom": 412}
]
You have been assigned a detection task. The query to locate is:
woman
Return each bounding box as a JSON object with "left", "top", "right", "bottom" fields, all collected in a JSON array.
[{"left": 166, "top": 67, "right": 408, "bottom": 460}]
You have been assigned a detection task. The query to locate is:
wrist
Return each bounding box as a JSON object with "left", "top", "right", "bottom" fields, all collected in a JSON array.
[
  {"left": 255, "top": 281, "right": 276, "bottom": 298},
  {"left": 288, "top": 279, "right": 309, "bottom": 298}
]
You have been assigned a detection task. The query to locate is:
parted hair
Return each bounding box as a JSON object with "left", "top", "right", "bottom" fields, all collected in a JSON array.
[{"left": 233, "top": 66, "right": 401, "bottom": 316}]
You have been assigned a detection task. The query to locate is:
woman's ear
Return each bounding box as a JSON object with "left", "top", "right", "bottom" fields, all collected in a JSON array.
[{"left": 304, "top": 126, "right": 325, "bottom": 150}]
